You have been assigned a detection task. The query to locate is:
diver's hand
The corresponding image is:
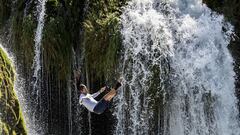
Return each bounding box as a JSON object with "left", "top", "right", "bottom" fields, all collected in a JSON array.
[{"left": 100, "top": 86, "right": 106, "bottom": 93}]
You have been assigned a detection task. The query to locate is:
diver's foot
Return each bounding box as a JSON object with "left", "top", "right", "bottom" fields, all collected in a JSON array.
[{"left": 114, "top": 77, "right": 124, "bottom": 90}]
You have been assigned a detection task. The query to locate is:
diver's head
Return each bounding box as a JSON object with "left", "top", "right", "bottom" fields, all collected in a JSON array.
[{"left": 79, "top": 84, "right": 89, "bottom": 94}]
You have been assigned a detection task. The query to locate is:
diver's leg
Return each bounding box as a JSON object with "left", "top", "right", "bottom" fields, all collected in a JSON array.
[
  {"left": 93, "top": 98, "right": 110, "bottom": 114},
  {"left": 103, "top": 89, "right": 117, "bottom": 101},
  {"left": 93, "top": 89, "right": 116, "bottom": 114},
  {"left": 103, "top": 77, "right": 124, "bottom": 101},
  {"left": 93, "top": 78, "right": 123, "bottom": 114}
]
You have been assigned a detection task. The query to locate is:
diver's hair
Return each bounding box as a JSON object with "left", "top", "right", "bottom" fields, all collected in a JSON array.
[
  {"left": 79, "top": 84, "right": 87, "bottom": 92},
  {"left": 79, "top": 84, "right": 89, "bottom": 93}
]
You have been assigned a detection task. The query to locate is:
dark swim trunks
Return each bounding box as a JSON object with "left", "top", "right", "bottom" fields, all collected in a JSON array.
[{"left": 93, "top": 99, "right": 110, "bottom": 114}]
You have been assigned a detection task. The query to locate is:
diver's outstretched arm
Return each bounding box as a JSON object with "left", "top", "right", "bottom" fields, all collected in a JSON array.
[
  {"left": 103, "top": 89, "right": 117, "bottom": 101},
  {"left": 91, "top": 87, "right": 106, "bottom": 98}
]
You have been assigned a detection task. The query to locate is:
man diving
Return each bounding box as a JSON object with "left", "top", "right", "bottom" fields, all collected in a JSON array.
[{"left": 78, "top": 78, "right": 123, "bottom": 114}]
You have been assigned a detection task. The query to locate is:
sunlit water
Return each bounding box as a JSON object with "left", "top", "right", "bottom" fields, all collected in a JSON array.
[
  {"left": 32, "top": 0, "right": 47, "bottom": 134},
  {"left": 0, "top": 43, "right": 38, "bottom": 134},
  {"left": 115, "top": 0, "right": 240, "bottom": 134},
  {"left": 33, "top": 0, "right": 46, "bottom": 90},
  {"left": 32, "top": 0, "right": 46, "bottom": 92}
]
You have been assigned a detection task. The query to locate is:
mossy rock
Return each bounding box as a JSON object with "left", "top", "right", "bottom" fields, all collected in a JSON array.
[{"left": 0, "top": 47, "right": 27, "bottom": 135}]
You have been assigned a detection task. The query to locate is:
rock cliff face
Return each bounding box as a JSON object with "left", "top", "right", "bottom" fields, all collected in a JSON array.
[{"left": 0, "top": 47, "right": 27, "bottom": 135}]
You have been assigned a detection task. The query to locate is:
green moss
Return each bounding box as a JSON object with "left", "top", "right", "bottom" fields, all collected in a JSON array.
[
  {"left": 20, "top": 15, "right": 35, "bottom": 66},
  {"left": 1, "top": 0, "right": 122, "bottom": 82},
  {"left": 8, "top": 4, "right": 36, "bottom": 71},
  {"left": 42, "top": 16, "right": 72, "bottom": 80},
  {"left": 48, "top": 0, "right": 59, "bottom": 7},
  {"left": 84, "top": 0, "right": 127, "bottom": 79},
  {"left": 0, "top": 47, "right": 27, "bottom": 135}
]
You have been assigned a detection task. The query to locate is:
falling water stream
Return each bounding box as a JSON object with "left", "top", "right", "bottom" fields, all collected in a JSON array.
[
  {"left": 116, "top": 0, "right": 240, "bottom": 135},
  {"left": 33, "top": 0, "right": 46, "bottom": 93},
  {"left": 0, "top": 43, "right": 36, "bottom": 134},
  {"left": 1, "top": 0, "right": 240, "bottom": 134},
  {"left": 32, "top": 0, "right": 47, "bottom": 134}
]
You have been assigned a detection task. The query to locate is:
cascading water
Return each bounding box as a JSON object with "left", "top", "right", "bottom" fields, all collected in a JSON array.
[
  {"left": 116, "top": 0, "right": 240, "bottom": 135},
  {"left": 0, "top": 43, "right": 36, "bottom": 134},
  {"left": 115, "top": 0, "right": 174, "bottom": 134},
  {"left": 32, "top": 0, "right": 47, "bottom": 134},
  {"left": 33, "top": 0, "right": 46, "bottom": 93},
  {"left": 164, "top": 1, "right": 240, "bottom": 134}
]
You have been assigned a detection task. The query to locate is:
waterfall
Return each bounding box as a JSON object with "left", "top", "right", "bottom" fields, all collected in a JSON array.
[
  {"left": 31, "top": 0, "right": 47, "bottom": 134},
  {"left": 116, "top": 0, "right": 240, "bottom": 135},
  {"left": 33, "top": 0, "right": 46, "bottom": 92},
  {"left": 0, "top": 43, "right": 35, "bottom": 134},
  {"left": 115, "top": 0, "right": 174, "bottom": 134}
]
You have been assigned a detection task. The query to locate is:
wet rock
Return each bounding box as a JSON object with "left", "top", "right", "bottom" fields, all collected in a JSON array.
[{"left": 0, "top": 47, "right": 27, "bottom": 135}]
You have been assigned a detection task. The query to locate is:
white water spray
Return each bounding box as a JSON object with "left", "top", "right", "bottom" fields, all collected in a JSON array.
[
  {"left": 0, "top": 43, "right": 39, "bottom": 135},
  {"left": 115, "top": 0, "right": 174, "bottom": 134},
  {"left": 31, "top": 0, "right": 47, "bottom": 134},
  {"left": 32, "top": 0, "right": 47, "bottom": 91},
  {"left": 116, "top": 0, "right": 240, "bottom": 134}
]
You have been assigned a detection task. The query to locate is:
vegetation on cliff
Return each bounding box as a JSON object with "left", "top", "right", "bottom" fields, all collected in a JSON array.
[
  {"left": 0, "top": 0, "right": 127, "bottom": 134},
  {"left": 83, "top": 0, "right": 126, "bottom": 79},
  {"left": 0, "top": 0, "right": 127, "bottom": 82},
  {"left": 0, "top": 47, "right": 27, "bottom": 135}
]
